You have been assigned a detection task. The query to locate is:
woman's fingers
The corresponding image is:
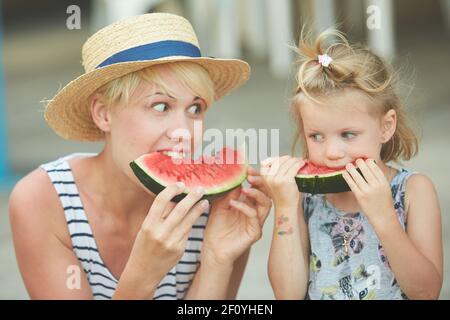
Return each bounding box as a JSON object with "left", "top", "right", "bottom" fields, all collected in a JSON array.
[
  {"left": 247, "top": 166, "right": 259, "bottom": 176},
  {"left": 147, "top": 182, "right": 186, "bottom": 222},
  {"left": 242, "top": 187, "right": 272, "bottom": 209},
  {"left": 176, "top": 198, "right": 210, "bottom": 241},
  {"left": 230, "top": 199, "right": 263, "bottom": 241},
  {"left": 161, "top": 202, "right": 177, "bottom": 220},
  {"left": 163, "top": 187, "right": 205, "bottom": 228},
  {"left": 247, "top": 175, "right": 270, "bottom": 195},
  {"left": 211, "top": 187, "right": 242, "bottom": 210},
  {"left": 242, "top": 188, "right": 272, "bottom": 225}
]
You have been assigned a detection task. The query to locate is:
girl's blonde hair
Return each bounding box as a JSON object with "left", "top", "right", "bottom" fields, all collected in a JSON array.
[
  {"left": 291, "top": 28, "right": 418, "bottom": 163},
  {"left": 95, "top": 61, "right": 215, "bottom": 110}
]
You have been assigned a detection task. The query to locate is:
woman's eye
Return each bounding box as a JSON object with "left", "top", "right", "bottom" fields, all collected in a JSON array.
[
  {"left": 187, "top": 104, "right": 202, "bottom": 115},
  {"left": 342, "top": 132, "right": 357, "bottom": 139},
  {"left": 310, "top": 134, "right": 324, "bottom": 142},
  {"left": 152, "top": 102, "right": 168, "bottom": 112}
]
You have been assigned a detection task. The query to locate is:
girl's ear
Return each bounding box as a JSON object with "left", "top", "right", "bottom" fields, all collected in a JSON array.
[
  {"left": 90, "top": 93, "right": 112, "bottom": 133},
  {"left": 381, "top": 109, "right": 397, "bottom": 143}
]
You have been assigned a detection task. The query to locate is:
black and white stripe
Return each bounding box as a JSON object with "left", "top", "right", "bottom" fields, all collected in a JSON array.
[{"left": 41, "top": 153, "right": 208, "bottom": 300}]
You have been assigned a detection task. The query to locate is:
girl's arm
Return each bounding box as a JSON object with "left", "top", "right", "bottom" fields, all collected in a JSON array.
[
  {"left": 375, "top": 174, "right": 443, "bottom": 299},
  {"left": 268, "top": 201, "right": 310, "bottom": 299},
  {"left": 343, "top": 160, "right": 443, "bottom": 299},
  {"left": 261, "top": 156, "right": 310, "bottom": 299}
]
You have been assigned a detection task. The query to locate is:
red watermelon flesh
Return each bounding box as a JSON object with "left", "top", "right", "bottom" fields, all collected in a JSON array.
[{"left": 130, "top": 147, "right": 247, "bottom": 202}]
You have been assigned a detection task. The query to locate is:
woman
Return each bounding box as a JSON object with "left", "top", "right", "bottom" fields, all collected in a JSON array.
[{"left": 9, "top": 12, "right": 272, "bottom": 299}]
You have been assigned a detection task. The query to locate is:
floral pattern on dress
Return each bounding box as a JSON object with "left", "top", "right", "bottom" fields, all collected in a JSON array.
[{"left": 320, "top": 214, "right": 366, "bottom": 266}]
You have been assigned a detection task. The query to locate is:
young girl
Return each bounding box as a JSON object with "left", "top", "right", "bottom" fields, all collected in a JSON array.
[
  {"left": 8, "top": 13, "right": 272, "bottom": 299},
  {"left": 262, "top": 29, "right": 443, "bottom": 299}
]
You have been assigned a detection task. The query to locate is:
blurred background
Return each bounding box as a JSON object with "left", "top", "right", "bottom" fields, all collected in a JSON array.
[{"left": 0, "top": 0, "right": 449, "bottom": 299}]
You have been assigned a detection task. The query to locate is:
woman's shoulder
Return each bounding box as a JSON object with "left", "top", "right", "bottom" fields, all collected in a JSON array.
[{"left": 8, "top": 166, "right": 72, "bottom": 247}]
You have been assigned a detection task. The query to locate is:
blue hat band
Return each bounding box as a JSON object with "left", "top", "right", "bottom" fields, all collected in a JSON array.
[{"left": 96, "top": 40, "right": 202, "bottom": 69}]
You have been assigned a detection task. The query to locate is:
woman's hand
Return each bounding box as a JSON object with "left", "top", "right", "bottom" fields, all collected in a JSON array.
[
  {"left": 342, "top": 158, "right": 397, "bottom": 228},
  {"left": 115, "top": 182, "right": 208, "bottom": 298},
  {"left": 260, "top": 156, "right": 305, "bottom": 209},
  {"left": 202, "top": 168, "right": 272, "bottom": 267}
]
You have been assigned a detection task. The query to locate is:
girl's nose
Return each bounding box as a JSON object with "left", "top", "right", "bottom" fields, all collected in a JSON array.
[{"left": 325, "top": 141, "right": 345, "bottom": 161}]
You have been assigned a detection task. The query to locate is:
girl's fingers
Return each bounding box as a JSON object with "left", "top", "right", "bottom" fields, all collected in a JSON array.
[
  {"left": 346, "top": 163, "right": 369, "bottom": 190},
  {"left": 342, "top": 171, "right": 361, "bottom": 195},
  {"left": 261, "top": 156, "right": 290, "bottom": 177},
  {"left": 367, "top": 159, "right": 385, "bottom": 182},
  {"left": 355, "top": 158, "right": 377, "bottom": 185},
  {"left": 285, "top": 159, "right": 305, "bottom": 178},
  {"left": 163, "top": 187, "right": 205, "bottom": 228},
  {"left": 278, "top": 158, "right": 300, "bottom": 177},
  {"left": 147, "top": 182, "right": 186, "bottom": 222}
]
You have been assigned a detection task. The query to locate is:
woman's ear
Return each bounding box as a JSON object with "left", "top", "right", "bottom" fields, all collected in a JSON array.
[
  {"left": 90, "top": 93, "right": 112, "bottom": 133},
  {"left": 381, "top": 109, "right": 397, "bottom": 143}
]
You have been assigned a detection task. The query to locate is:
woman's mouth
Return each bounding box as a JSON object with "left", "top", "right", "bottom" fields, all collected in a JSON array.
[{"left": 157, "top": 149, "right": 189, "bottom": 159}]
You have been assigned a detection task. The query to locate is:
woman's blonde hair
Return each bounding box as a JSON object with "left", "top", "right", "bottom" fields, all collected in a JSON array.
[
  {"left": 291, "top": 28, "right": 418, "bottom": 163},
  {"left": 95, "top": 61, "right": 215, "bottom": 110}
]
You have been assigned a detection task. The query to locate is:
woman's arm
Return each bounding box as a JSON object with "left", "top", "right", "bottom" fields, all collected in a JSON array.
[
  {"left": 184, "top": 248, "right": 250, "bottom": 300},
  {"left": 9, "top": 170, "right": 93, "bottom": 299},
  {"left": 268, "top": 203, "right": 309, "bottom": 299},
  {"left": 374, "top": 174, "right": 443, "bottom": 299}
]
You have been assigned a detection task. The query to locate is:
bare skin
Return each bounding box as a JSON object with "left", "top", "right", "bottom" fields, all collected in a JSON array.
[
  {"left": 265, "top": 89, "right": 442, "bottom": 299},
  {"left": 9, "top": 65, "right": 272, "bottom": 299}
]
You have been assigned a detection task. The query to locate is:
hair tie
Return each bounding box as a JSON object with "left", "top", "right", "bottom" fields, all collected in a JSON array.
[{"left": 318, "top": 54, "right": 333, "bottom": 68}]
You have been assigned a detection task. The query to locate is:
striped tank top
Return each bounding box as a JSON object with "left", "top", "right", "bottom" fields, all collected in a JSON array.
[{"left": 40, "top": 153, "right": 209, "bottom": 300}]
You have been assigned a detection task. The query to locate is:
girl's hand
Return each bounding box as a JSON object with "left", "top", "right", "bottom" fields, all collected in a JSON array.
[
  {"left": 260, "top": 156, "right": 305, "bottom": 209},
  {"left": 202, "top": 180, "right": 272, "bottom": 267},
  {"left": 342, "top": 158, "right": 396, "bottom": 227},
  {"left": 124, "top": 183, "right": 208, "bottom": 287}
]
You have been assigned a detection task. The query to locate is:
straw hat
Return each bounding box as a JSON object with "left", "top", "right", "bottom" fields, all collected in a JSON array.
[{"left": 44, "top": 12, "right": 250, "bottom": 141}]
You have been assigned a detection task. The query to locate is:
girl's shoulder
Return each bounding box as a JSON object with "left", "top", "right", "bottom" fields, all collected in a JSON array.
[{"left": 404, "top": 172, "right": 438, "bottom": 214}]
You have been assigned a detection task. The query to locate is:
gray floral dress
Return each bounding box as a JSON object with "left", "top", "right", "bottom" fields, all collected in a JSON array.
[{"left": 304, "top": 168, "right": 415, "bottom": 300}]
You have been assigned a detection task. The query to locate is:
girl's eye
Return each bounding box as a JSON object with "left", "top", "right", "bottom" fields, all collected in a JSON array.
[
  {"left": 309, "top": 133, "right": 324, "bottom": 142},
  {"left": 187, "top": 104, "right": 202, "bottom": 115},
  {"left": 152, "top": 102, "right": 169, "bottom": 112},
  {"left": 342, "top": 132, "right": 357, "bottom": 139}
]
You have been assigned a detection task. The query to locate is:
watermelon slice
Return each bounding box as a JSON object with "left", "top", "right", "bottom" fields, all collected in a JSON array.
[
  {"left": 130, "top": 147, "right": 247, "bottom": 202},
  {"left": 295, "top": 159, "right": 364, "bottom": 194}
]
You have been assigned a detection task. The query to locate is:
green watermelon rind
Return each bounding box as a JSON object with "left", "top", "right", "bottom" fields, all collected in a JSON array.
[
  {"left": 130, "top": 159, "right": 248, "bottom": 203},
  {"left": 295, "top": 168, "right": 362, "bottom": 194}
]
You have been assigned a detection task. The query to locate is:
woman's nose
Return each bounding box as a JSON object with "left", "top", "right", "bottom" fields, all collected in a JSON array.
[{"left": 166, "top": 113, "right": 192, "bottom": 143}]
